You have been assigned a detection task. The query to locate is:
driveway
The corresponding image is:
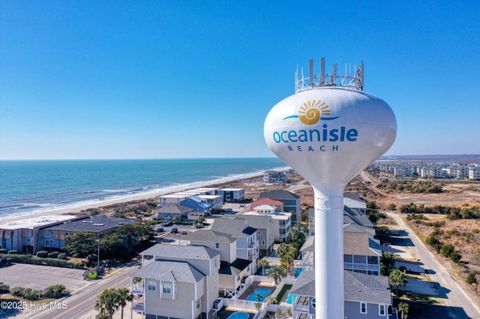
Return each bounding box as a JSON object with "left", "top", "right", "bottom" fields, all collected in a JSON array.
[{"left": 0, "top": 263, "right": 87, "bottom": 291}]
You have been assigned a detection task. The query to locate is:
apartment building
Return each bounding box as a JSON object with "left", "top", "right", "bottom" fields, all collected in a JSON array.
[
  {"left": 469, "top": 166, "right": 480, "bottom": 180},
  {"left": 0, "top": 215, "right": 85, "bottom": 253},
  {"left": 263, "top": 170, "right": 288, "bottom": 184},
  {"left": 132, "top": 244, "right": 220, "bottom": 319}
]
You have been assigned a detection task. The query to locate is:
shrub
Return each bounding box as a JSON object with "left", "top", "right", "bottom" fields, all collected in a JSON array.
[
  {"left": 22, "top": 288, "right": 42, "bottom": 300},
  {"left": 0, "top": 282, "right": 10, "bottom": 293},
  {"left": 36, "top": 250, "right": 48, "bottom": 258},
  {"left": 43, "top": 284, "right": 67, "bottom": 299},
  {"left": 11, "top": 287, "right": 25, "bottom": 297},
  {"left": 8, "top": 250, "right": 18, "bottom": 254},
  {"left": 0, "top": 253, "right": 85, "bottom": 269},
  {"left": 57, "top": 253, "right": 67, "bottom": 260},
  {"left": 450, "top": 251, "right": 462, "bottom": 263},
  {"left": 0, "top": 249, "right": 7, "bottom": 254},
  {"left": 467, "top": 273, "right": 478, "bottom": 285},
  {"left": 86, "top": 271, "right": 98, "bottom": 280},
  {"left": 440, "top": 244, "right": 454, "bottom": 257},
  {"left": 48, "top": 251, "right": 59, "bottom": 259}
]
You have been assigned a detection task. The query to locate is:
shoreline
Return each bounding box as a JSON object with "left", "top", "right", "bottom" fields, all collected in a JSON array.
[{"left": 0, "top": 166, "right": 289, "bottom": 224}]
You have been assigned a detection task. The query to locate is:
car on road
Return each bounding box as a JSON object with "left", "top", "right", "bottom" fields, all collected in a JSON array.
[
  {"left": 170, "top": 227, "right": 178, "bottom": 234},
  {"left": 155, "top": 227, "right": 164, "bottom": 233},
  {"left": 161, "top": 221, "right": 173, "bottom": 227}
]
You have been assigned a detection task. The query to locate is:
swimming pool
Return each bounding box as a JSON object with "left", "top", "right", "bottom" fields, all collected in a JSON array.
[
  {"left": 227, "top": 312, "right": 250, "bottom": 319},
  {"left": 246, "top": 287, "right": 271, "bottom": 302},
  {"left": 227, "top": 311, "right": 250, "bottom": 319},
  {"left": 286, "top": 293, "right": 298, "bottom": 305},
  {"left": 294, "top": 267, "right": 303, "bottom": 278}
]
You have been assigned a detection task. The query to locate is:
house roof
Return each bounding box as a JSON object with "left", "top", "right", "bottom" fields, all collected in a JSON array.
[
  {"left": 140, "top": 244, "right": 219, "bottom": 260},
  {"left": 343, "top": 223, "right": 375, "bottom": 236},
  {"left": 259, "top": 190, "right": 300, "bottom": 200},
  {"left": 236, "top": 214, "right": 275, "bottom": 233},
  {"left": 43, "top": 215, "right": 136, "bottom": 233},
  {"left": 300, "top": 233, "right": 381, "bottom": 256},
  {"left": 132, "top": 260, "right": 204, "bottom": 283},
  {"left": 251, "top": 198, "right": 283, "bottom": 207},
  {"left": 219, "top": 258, "right": 252, "bottom": 275},
  {"left": 211, "top": 218, "right": 257, "bottom": 238},
  {"left": 184, "top": 229, "right": 236, "bottom": 244},
  {"left": 290, "top": 270, "right": 391, "bottom": 304},
  {"left": 157, "top": 204, "right": 192, "bottom": 214},
  {"left": 343, "top": 206, "right": 373, "bottom": 228}
]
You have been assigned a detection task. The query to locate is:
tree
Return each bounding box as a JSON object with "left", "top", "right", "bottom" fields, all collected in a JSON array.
[
  {"left": 380, "top": 252, "right": 397, "bottom": 276},
  {"left": 115, "top": 288, "right": 132, "bottom": 319},
  {"left": 268, "top": 266, "right": 285, "bottom": 284},
  {"left": 388, "top": 269, "right": 406, "bottom": 295},
  {"left": 258, "top": 259, "right": 270, "bottom": 276},
  {"left": 65, "top": 233, "right": 96, "bottom": 258},
  {"left": 95, "top": 288, "right": 121, "bottom": 319},
  {"left": 398, "top": 302, "right": 409, "bottom": 319},
  {"left": 467, "top": 273, "right": 478, "bottom": 285}
]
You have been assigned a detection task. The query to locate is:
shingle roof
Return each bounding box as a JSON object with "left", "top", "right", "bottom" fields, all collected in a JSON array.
[
  {"left": 184, "top": 229, "right": 236, "bottom": 243},
  {"left": 140, "top": 244, "right": 219, "bottom": 260},
  {"left": 157, "top": 204, "right": 192, "bottom": 214},
  {"left": 219, "top": 258, "right": 252, "bottom": 275},
  {"left": 299, "top": 233, "right": 381, "bottom": 256},
  {"left": 132, "top": 260, "right": 204, "bottom": 283},
  {"left": 211, "top": 218, "right": 257, "bottom": 238},
  {"left": 344, "top": 206, "right": 373, "bottom": 228},
  {"left": 252, "top": 198, "right": 284, "bottom": 206},
  {"left": 259, "top": 190, "right": 300, "bottom": 200},
  {"left": 290, "top": 270, "right": 391, "bottom": 304},
  {"left": 44, "top": 215, "right": 136, "bottom": 233},
  {"left": 236, "top": 214, "right": 275, "bottom": 233}
]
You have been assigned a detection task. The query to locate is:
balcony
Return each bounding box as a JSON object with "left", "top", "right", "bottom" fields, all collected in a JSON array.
[
  {"left": 131, "top": 278, "right": 144, "bottom": 294},
  {"left": 344, "top": 262, "right": 380, "bottom": 273},
  {"left": 293, "top": 296, "right": 310, "bottom": 313}
]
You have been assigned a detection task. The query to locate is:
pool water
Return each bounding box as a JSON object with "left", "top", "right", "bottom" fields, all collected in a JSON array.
[
  {"left": 286, "top": 293, "right": 298, "bottom": 305},
  {"left": 294, "top": 267, "right": 303, "bottom": 278},
  {"left": 246, "top": 287, "right": 272, "bottom": 302},
  {"left": 227, "top": 312, "right": 250, "bottom": 319}
]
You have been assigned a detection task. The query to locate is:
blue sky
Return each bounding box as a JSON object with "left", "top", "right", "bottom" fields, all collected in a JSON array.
[{"left": 1, "top": 1, "right": 479, "bottom": 159}]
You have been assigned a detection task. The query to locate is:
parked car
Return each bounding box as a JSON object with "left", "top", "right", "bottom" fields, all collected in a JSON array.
[
  {"left": 156, "top": 227, "right": 164, "bottom": 233},
  {"left": 170, "top": 227, "right": 178, "bottom": 234},
  {"left": 161, "top": 221, "right": 173, "bottom": 227},
  {"left": 181, "top": 231, "right": 188, "bottom": 235},
  {"left": 0, "top": 257, "right": 12, "bottom": 267}
]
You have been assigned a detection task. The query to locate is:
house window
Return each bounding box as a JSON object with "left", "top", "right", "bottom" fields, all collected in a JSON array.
[
  {"left": 262, "top": 240, "right": 265, "bottom": 245},
  {"left": 162, "top": 282, "right": 173, "bottom": 294},
  {"left": 379, "top": 304, "right": 386, "bottom": 316},
  {"left": 216, "top": 243, "right": 219, "bottom": 249},
  {"left": 146, "top": 280, "right": 157, "bottom": 292},
  {"left": 360, "top": 302, "right": 367, "bottom": 314}
]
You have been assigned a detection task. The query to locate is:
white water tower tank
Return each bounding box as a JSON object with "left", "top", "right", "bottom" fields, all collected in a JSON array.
[{"left": 264, "top": 58, "right": 396, "bottom": 319}]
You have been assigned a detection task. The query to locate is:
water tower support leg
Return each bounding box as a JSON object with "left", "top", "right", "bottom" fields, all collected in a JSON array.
[{"left": 313, "top": 187, "right": 344, "bottom": 319}]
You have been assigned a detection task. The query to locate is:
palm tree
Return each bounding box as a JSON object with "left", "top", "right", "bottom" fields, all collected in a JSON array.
[
  {"left": 116, "top": 288, "right": 132, "bottom": 319},
  {"left": 258, "top": 259, "right": 269, "bottom": 276},
  {"left": 95, "top": 288, "right": 120, "bottom": 319},
  {"left": 268, "top": 265, "right": 285, "bottom": 284},
  {"left": 398, "top": 302, "right": 409, "bottom": 319},
  {"left": 388, "top": 269, "right": 406, "bottom": 295}
]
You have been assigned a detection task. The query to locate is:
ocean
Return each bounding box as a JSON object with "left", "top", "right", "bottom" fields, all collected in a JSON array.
[{"left": 0, "top": 158, "right": 285, "bottom": 218}]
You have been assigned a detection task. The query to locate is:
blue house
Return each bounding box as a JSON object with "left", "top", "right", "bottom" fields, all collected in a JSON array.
[{"left": 180, "top": 196, "right": 212, "bottom": 214}]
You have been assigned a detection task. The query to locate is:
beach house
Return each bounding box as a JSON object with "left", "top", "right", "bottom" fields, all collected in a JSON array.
[
  {"left": 156, "top": 204, "right": 192, "bottom": 220},
  {"left": 240, "top": 204, "right": 292, "bottom": 242},
  {"left": 234, "top": 214, "right": 275, "bottom": 257},
  {"left": 184, "top": 229, "right": 254, "bottom": 298},
  {"left": 290, "top": 270, "right": 394, "bottom": 319},
  {"left": 132, "top": 244, "right": 220, "bottom": 319},
  {"left": 259, "top": 190, "right": 301, "bottom": 225},
  {"left": 216, "top": 188, "right": 245, "bottom": 203}
]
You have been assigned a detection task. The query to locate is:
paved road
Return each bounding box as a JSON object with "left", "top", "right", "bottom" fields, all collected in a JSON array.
[
  {"left": 26, "top": 266, "right": 137, "bottom": 319},
  {"left": 388, "top": 212, "right": 480, "bottom": 319}
]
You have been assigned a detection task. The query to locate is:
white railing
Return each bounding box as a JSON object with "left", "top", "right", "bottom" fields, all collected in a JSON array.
[
  {"left": 344, "top": 262, "right": 380, "bottom": 272},
  {"left": 221, "top": 298, "right": 262, "bottom": 311}
]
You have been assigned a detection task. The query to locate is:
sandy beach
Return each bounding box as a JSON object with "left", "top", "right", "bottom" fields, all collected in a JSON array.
[{"left": 0, "top": 167, "right": 289, "bottom": 225}]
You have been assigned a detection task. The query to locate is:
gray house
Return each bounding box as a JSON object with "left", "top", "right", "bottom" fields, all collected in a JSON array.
[
  {"left": 290, "top": 270, "right": 395, "bottom": 319},
  {"left": 259, "top": 190, "right": 301, "bottom": 224},
  {"left": 156, "top": 204, "right": 192, "bottom": 220},
  {"left": 235, "top": 214, "right": 275, "bottom": 257},
  {"left": 132, "top": 244, "right": 220, "bottom": 319}
]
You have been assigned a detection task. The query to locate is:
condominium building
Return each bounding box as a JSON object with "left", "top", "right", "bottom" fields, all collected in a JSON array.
[
  {"left": 216, "top": 188, "right": 245, "bottom": 203},
  {"left": 263, "top": 170, "right": 288, "bottom": 184},
  {"left": 469, "top": 166, "right": 480, "bottom": 180},
  {"left": 0, "top": 215, "right": 85, "bottom": 253}
]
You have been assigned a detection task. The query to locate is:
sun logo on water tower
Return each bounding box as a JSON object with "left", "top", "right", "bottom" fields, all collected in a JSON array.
[{"left": 283, "top": 100, "right": 339, "bottom": 125}]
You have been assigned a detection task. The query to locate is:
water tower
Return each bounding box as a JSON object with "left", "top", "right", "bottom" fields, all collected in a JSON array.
[{"left": 264, "top": 58, "right": 396, "bottom": 319}]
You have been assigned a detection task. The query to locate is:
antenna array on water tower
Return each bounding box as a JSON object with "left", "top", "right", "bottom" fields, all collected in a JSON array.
[{"left": 295, "top": 57, "right": 364, "bottom": 93}]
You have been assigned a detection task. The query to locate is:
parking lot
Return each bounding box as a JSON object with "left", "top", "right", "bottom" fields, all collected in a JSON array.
[{"left": 0, "top": 263, "right": 88, "bottom": 291}]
